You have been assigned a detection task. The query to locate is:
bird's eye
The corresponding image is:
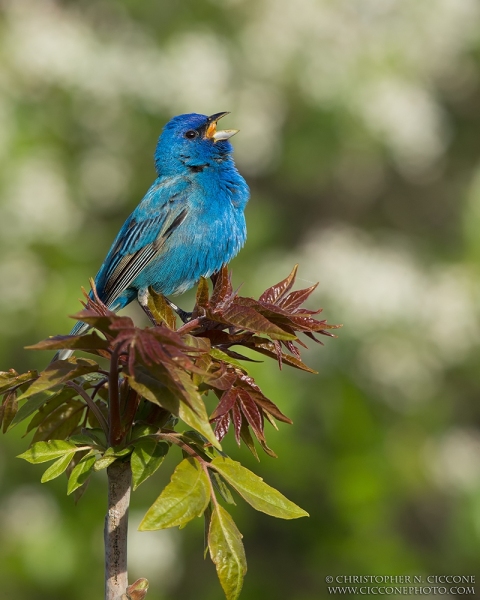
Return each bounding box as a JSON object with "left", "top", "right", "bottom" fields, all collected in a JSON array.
[{"left": 184, "top": 130, "right": 198, "bottom": 140}]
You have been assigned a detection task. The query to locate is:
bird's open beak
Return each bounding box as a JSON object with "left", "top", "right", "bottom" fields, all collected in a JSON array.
[{"left": 205, "top": 112, "right": 239, "bottom": 142}]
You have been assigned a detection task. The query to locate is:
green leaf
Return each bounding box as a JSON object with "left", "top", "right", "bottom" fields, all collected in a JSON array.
[
  {"left": 179, "top": 400, "right": 221, "bottom": 451},
  {"left": 203, "top": 503, "right": 212, "bottom": 559},
  {"left": 182, "top": 334, "right": 211, "bottom": 352},
  {"left": 93, "top": 454, "right": 118, "bottom": 471},
  {"left": 131, "top": 423, "right": 159, "bottom": 440},
  {"left": 209, "top": 348, "right": 248, "bottom": 373},
  {"left": 41, "top": 452, "right": 75, "bottom": 483},
  {"left": 23, "top": 392, "right": 65, "bottom": 432},
  {"left": 139, "top": 458, "right": 210, "bottom": 531},
  {"left": 129, "top": 366, "right": 220, "bottom": 450},
  {"left": 17, "top": 358, "right": 99, "bottom": 401},
  {"left": 210, "top": 457, "right": 309, "bottom": 519},
  {"left": 14, "top": 387, "right": 76, "bottom": 431},
  {"left": 66, "top": 450, "right": 91, "bottom": 503},
  {"left": 26, "top": 332, "right": 110, "bottom": 351},
  {"left": 80, "top": 372, "right": 107, "bottom": 383},
  {"left": 208, "top": 504, "right": 247, "bottom": 600},
  {"left": 67, "top": 451, "right": 96, "bottom": 494},
  {"left": 68, "top": 433, "right": 98, "bottom": 446},
  {"left": 18, "top": 440, "right": 78, "bottom": 464},
  {"left": 86, "top": 399, "right": 108, "bottom": 430},
  {"left": 181, "top": 430, "right": 216, "bottom": 460},
  {"left": 2, "top": 391, "right": 18, "bottom": 433},
  {"left": 31, "top": 399, "right": 84, "bottom": 443},
  {"left": 211, "top": 471, "right": 236, "bottom": 505},
  {"left": 131, "top": 438, "right": 169, "bottom": 490},
  {"left": 93, "top": 447, "right": 133, "bottom": 471},
  {"left": 111, "top": 447, "right": 133, "bottom": 457},
  {"left": 128, "top": 366, "right": 181, "bottom": 413},
  {"left": 176, "top": 370, "right": 221, "bottom": 449},
  {"left": 0, "top": 369, "right": 37, "bottom": 394},
  {"left": 131, "top": 361, "right": 202, "bottom": 412},
  {"left": 193, "top": 354, "right": 213, "bottom": 387},
  {"left": 80, "top": 427, "right": 107, "bottom": 448},
  {"left": 147, "top": 287, "right": 177, "bottom": 329},
  {"left": 195, "top": 276, "right": 210, "bottom": 308}
]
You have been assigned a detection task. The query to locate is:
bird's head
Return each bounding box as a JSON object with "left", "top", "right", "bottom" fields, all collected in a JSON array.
[{"left": 154, "top": 112, "right": 239, "bottom": 175}]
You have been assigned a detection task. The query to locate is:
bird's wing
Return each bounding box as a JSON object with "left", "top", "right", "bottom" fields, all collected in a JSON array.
[{"left": 95, "top": 179, "right": 189, "bottom": 308}]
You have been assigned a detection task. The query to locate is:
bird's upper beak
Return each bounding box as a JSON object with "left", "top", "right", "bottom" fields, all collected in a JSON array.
[{"left": 205, "top": 112, "right": 239, "bottom": 142}]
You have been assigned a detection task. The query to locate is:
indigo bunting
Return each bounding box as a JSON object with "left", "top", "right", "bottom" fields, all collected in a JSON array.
[{"left": 56, "top": 112, "right": 249, "bottom": 360}]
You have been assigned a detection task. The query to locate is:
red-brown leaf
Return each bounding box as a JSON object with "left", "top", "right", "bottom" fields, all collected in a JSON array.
[
  {"left": 278, "top": 283, "right": 319, "bottom": 311},
  {"left": 72, "top": 310, "right": 132, "bottom": 338},
  {"left": 252, "top": 344, "right": 316, "bottom": 373},
  {"left": 238, "top": 390, "right": 264, "bottom": 437},
  {"left": 220, "top": 304, "right": 295, "bottom": 341},
  {"left": 232, "top": 402, "right": 242, "bottom": 445},
  {"left": 210, "top": 266, "right": 234, "bottom": 307},
  {"left": 251, "top": 393, "right": 292, "bottom": 425},
  {"left": 210, "top": 387, "right": 239, "bottom": 420},
  {"left": 259, "top": 264, "right": 298, "bottom": 304},
  {"left": 273, "top": 340, "right": 283, "bottom": 370},
  {"left": 206, "top": 368, "right": 238, "bottom": 391},
  {"left": 2, "top": 391, "right": 18, "bottom": 433},
  {"left": 284, "top": 340, "right": 302, "bottom": 359},
  {"left": 237, "top": 374, "right": 293, "bottom": 424},
  {"left": 26, "top": 332, "right": 110, "bottom": 352},
  {"left": 240, "top": 419, "right": 259, "bottom": 460},
  {"left": 214, "top": 412, "right": 231, "bottom": 442}
]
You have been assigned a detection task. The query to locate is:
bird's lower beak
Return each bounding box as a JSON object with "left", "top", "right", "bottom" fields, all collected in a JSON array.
[{"left": 205, "top": 112, "right": 239, "bottom": 142}]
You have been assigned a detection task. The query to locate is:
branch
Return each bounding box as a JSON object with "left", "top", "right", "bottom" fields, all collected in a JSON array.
[
  {"left": 105, "top": 460, "right": 132, "bottom": 600},
  {"left": 109, "top": 347, "right": 122, "bottom": 446},
  {"left": 66, "top": 381, "right": 108, "bottom": 436}
]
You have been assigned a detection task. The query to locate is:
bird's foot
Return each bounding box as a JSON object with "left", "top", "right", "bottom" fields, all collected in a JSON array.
[{"left": 165, "top": 299, "right": 192, "bottom": 323}]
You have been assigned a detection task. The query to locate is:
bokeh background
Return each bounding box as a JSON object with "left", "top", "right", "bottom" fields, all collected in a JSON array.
[{"left": 1, "top": 0, "right": 480, "bottom": 598}]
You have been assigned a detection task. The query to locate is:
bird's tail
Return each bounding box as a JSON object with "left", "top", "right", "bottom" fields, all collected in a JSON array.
[{"left": 51, "top": 320, "right": 91, "bottom": 363}]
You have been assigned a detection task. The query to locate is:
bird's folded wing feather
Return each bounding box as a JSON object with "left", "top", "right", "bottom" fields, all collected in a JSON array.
[{"left": 95, "top": 180, "right": 190, "bottom": 307}]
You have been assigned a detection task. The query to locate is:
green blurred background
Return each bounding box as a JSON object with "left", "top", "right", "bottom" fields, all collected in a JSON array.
[{"left": 2, "top": 0, "right": 480, "bottom": 598}]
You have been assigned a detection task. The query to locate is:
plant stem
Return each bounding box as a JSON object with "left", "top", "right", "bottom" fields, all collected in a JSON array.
[
  {"left": 109, "top": 347, "right": 122, "bottom": 446},
  {"left": 121, "top": 387, "right": 140, "bottom": 437},
  {"left": 105, "top": 460, "right": 132, "bottom": 600}
]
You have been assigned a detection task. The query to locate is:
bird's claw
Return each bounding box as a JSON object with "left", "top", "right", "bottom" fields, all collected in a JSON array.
[
  {"left": 165, "top": 299, "right": 192, "bottom": 323},
  {"left": 176, "top": 308, "right": 192, "bottom": 323}
]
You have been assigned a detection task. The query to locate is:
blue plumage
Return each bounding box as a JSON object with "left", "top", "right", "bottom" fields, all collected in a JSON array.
[{"left": 58, "top": 112, "right": 249, "bottom": 357}]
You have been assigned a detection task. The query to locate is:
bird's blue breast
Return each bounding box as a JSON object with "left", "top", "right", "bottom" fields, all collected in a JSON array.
[{"left": 134, "top": 167, "right": 248, "bottom": 296}]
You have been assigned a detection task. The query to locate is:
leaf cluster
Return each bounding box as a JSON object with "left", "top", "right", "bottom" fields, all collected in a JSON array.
[{"left": 0, "top": 265, "right": 338, "bottom": 599}]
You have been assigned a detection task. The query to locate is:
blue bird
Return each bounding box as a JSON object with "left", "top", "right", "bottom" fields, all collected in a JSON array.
[{"left": 56, "top": 112, "right": 249, "bottom": 360}]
